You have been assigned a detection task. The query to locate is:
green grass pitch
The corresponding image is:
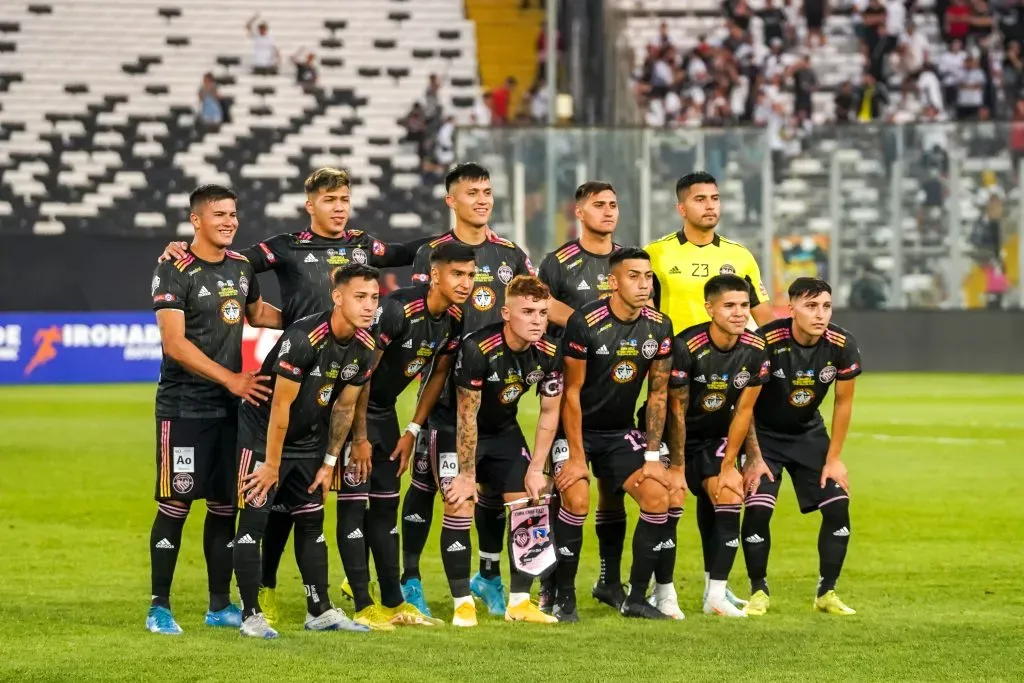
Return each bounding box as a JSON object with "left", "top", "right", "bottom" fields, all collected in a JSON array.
[{"left": 0, "top": 374, "right": 1022, "bottom": 682}]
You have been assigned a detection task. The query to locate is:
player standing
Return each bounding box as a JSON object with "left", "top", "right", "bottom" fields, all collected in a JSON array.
[
  {"left": 540, "top": 248, "right": 676, "bottom": 621},
  {"left": 161, "top": 167, "right": 430, "bottom": 623},
  {"left": 441, "top": 275, "right": 562, "bottom": 626},
  {"left": 741, "top": 277, "right": 861, "bottom": 616},
  {"left": 645, "top": 171, "right": 775, "bottom": 611},
  {"left": 147, "top": 185, "right": 281, "bottom": 635},
  {"left": 666, "top": 275, "right": 770, "bottom": 618},
  {"left": 232, "top": 264, "right": 380, "bottom": 638},
  {"left": 399, "top": 163, "right": 534, "bottom": 618},
  {"left": 332, "top": 242, "right": 475, "bottom": 629}
]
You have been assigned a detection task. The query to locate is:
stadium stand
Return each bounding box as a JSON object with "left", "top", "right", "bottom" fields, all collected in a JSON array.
[{"left": 0, "top": 0, "right": 482, "bottom": 237}]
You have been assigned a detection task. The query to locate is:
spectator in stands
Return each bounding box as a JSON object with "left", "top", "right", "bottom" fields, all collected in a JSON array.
[
  {"left": 998, "top": 0, "right": 1024, "bottom": 46},
  {"left": 246, "top": 14, "right": 280, "bottom": 74},
  {"left": 973, "top": 170, "right": 1004, "bottom": 255},
  {"left": 197, "top": 72, "right": 224, "bottom": 128},
  {"left": 434, "top": 115, "right": 455, "bottom": 169},
  {"left": 726, "top": 0, "right": 753, "bottom": 33},
  {"left": 536, "top": 21, "right": 564, "bottom": 85},
  {"left": 790, "top": 53, "right": 817, "bottom": 120},
  {"left": 890, "top": 79, "right": 924, "bottom": 123},
  {"left": 804, "top": 0, "right": 827, "bottom": 47},
  {"left": 291, "top": 49, "right": 318, "bottom": 91},
  {"left": 848, "top": 261, "right": 889, "bottom": 309},
  {"left": 955, "top": 53, "right": 986, "bottom": 119},
  {"left": 424, "top": 74, "right": 442, "bottom": 123},
  {"left": 758, "top": 0, "right": 788, "bottom": 47},
  {"left": 530, "top": 77, "right": 551, "bottom": 122},
  {"left": 1003, "top": 40, "right": 1024, "bottom": 114},
  {"left": 1008, "top": 98, "right": 1024, "bottom": 167},
  {"left": 918, "top": 64, "right": 946, "bottom": 114},
  {"left": 895, "top": 22, "right": 930, "bottom": 81},
  {"left": 855, "top": 71, "right": 890, "bottom": 121},
  {"left": 884, "top": 0, "right": 906, "bottom": 55},
  {"left": 472, "top": 92, "right": 493, "bottom": 126},
  {"left": 981, "top": 255, "right": 1009, "bottom": 308},
  {"left": 834, "top": 80, "right": 855, "bottom": 122},
  {"left": 491, "top": 76, "right": 517, "bottom": 125},
  {"left": 657, "top": 21, "right": 673, "bottom": 49},
  {"left": 945, "top": 0, "right": 972, "bottom": 46},
  {"left": 400, "top": 101, "right": 429, "bottom": 168},
  {"left": 860, "top": 0, "right": 887, "bottom": 55},
  {"left": 967, "top": 0, "right": 994, "bottom": 44},
  {"left": 938, "top": 39, "right": 967, "bottom": 107}
]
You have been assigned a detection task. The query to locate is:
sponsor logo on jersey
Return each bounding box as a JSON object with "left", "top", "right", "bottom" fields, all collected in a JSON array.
[
  {"left": 708, "top": 373, "right": 729, "bottom": 390},
  {"left": 198, "top": 286, "right": 211, "bottom": 298},
  {"left": 616, "top": 339, "right": 639, "bottom": 357},
  {"left": 401, "top": 338, "right": 414, "bottom": 349},
  {"left": 577, "top": 280, "right": 590, "bottom": 291},
  {"left": 216, "top": 280, "right": 238, "bottom": 297},
  {"left": 789, "top": 388, "right": 814, "bottom": 406},
  {"left": 612, "top": 360, "right": 637, "bottom": 383},
  {"left": 220, "top": 299, "right": 242, "bottom": 325},
  {"left": 487, "top": 372, "right": 500, "bottom": 382},
  {"left": 641, "top": 339, "right": 659, "bottom": 359},
  {"left": 525, "top": 369, "right": 545, "bottom": 385},
  {"left": 310, "top": 366, "right": 322, "bottom": 377},
  {"left": 668, "top": 265, "right": 681, "bottom": 274},
  {"left": 304, "top": 253, "right": 318, "bottom": 263},
  {"left": 733, "top": 370, "right": 751, "bottom": 388},
  {"left": 793, "top": 369, "right": 816, "bottom": 386},
  {"left": 279, "top": 340, "right": 291, "bottom": 357},
  {"left": 372, "top": 240, "right": 386, "bottom": 257},
  {"left": 595, "top": 344, "right": 609, "bottom": 355},
  {"left": 772, "top": 368, "right": 786, "bottom": 378},
  {"left": 473, "top": 265, "right": 494, "bottom": 283},
  {"left": 819, "top": 365, "right": 837, "bottom": 383},
  {"left": 326, "top": 361, "right": 340, "bottom": 379},
  {"left": 702, "top": 392, "right": 726, "bottom": 411}
]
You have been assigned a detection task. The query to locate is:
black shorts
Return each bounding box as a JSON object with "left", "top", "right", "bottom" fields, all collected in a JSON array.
[
  {"left": 409, "top": 427, "right": 436, "bottom": 493},
  {"left": 155, "top": 413, "right": 237, "bottom": 503},
  {"left": 684, "top": 437, "right": 731, "bottom": 495},
  {"left": 235, "top": 445, "right": 322, "bottom": 512},
  {"left": 753, "top": 427, "right": 845, "bottom": 514},
  {"left": 585, "top": 428, "right": 653, "bottom": 494},
  {"left": 430, "top": 425, "right": 531, "bottom": 496},
  {"left": 332, "top": 411, "right": 401, "bottom": 500}
]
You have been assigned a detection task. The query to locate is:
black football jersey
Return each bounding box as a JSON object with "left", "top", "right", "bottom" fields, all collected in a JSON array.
[
  {"left": 410, "top": 230, "right": 534, "bottom": 332},
  {"left": 242, "top": 229, "right": 422, "bottom": 326},
  {"left": 452, "top": 322, "right": 562, "bottom": 436},
  {"left": 369, "top": 285, "right": 464, "bottom": 413},
  {"left": 562, "top": 300, "right": 673, "bottom": 431},
  {"left": 537, "top": 239, "right": 621, "bottom": 317},
  {"left": 668, "top": 323, "right": 771, "bottom": 442},
  {"left": 153, "top": 249, "right": 261, "bottom": 418},
  {"left": 238, "top": 312, "right": 376, "bottom": 458},
  {"left": 754, "top": 319, "right": 863, "bottom": 435}
]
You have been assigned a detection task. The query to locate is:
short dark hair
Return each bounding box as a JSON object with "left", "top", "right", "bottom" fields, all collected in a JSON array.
[
  {"left": 704, "top": 274, "right": 750, "bottom": 300},
  {"left": 445, "top": 162, "right": 490, "bottom": 191},
  {"left": 675, "top": 171, "right": 718, "bottom": 199},
  {"left": 788, "top": 277, "right": 832, "bottom": 301},
  {"left": 575, "top": 181, "right": 616, "bottom": 202},
  {"left": 333, "top": 263, "right": 379, "bottom": 287},
  {"left": 189, "top": 184, "right": 237, "bottom": 213},
  {"left": 609, "top": 246, "right": 650, "bottom": 269},
  {"left": 304, "top": 167, "right": 350, "bottom": 196},
  {"left": 430, "top": 241, "right": 476, "bottom": 266}
]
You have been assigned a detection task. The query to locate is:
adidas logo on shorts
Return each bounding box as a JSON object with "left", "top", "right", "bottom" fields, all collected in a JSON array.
[
  {"left": 315, "top": 533, "right": 325, "bottom": 543},
  {"left": 558, "top": 546, "right": 574, "bottom": 557},
  {"left": 744, "top": 534, "right": 765, "bottom": 544},
  {"left": 833, "top": 526, "right": 850, "bottom": 537},
  {"left": 446, "top": 541, "right": 467, "bottom": 552},
  {"left": 404, "top": 513, "right": 426, "bottom": 523},
  {"left": 390, "top": 526, "right": 398, "bottom": 535},
  {"left": 347, "top": 529, "right": 364, "bottom": 540},
  {"left": 725, "top": 538, "right": 739, "bottom": 548},
  {"left": 155, "top": 538, "right": 175, "bottom": 550},
  {"left": 236, "top": 534, "right": 256, "bottom": 545}
]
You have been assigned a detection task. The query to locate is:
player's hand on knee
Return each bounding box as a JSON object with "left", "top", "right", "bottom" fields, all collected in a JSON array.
[
  {"left": 743, "top": 457, "right": 774, "bottom": 496},
  {"left": 227, "top": 372, "right": 273, "bottom": 406},
  {"left": 308, "top": 463, "right": 334, "bottom": 502},
  {"left": 554, "top": 458, "right": 588, "bottom": 492},
  {"left": 445, "top": 472, "right": 477, "bottom": 506},
  {"left": 715, "top": 467, "right": 744, "bottom": 500},
  {"left": 635, "top": 460, "right": 669, "bottom": 489},
  {"left": 243, "top": 462, "right": 278, "bottom": 505},
  {"left": 821, "top": 459, "right": 849, "bottom": 492},
  {"left": 524, "top": 468, "right": 549, "bottom": 502},
  {"left": 158, "top": 241, "right": 189, "bottom": 263},
  {"left": 349, "top": 438, "right": 372, "bottom": 483},
  {"left": 390, "top": 432, "right": 416, "bottom": 476},
  {"left": 666, "top": 465, "right": 687, "bottom": 496}
]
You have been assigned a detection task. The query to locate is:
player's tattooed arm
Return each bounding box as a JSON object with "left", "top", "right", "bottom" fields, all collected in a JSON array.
[
  {"left": 645, "top": 357, "right": 671, "bottom": 451},
  {"left": 351, "top": 382, "right": 370, "bottom": 442},
  {"left": 455, "top": 387, "right": 481, "bottom": 474},
  {"left": 666, "top": 385, "right": 688, "bottom": 467},
  {"left": 326, "top": 384, "right": 362, "bottom": 457},
  {"left": 744, "top": 423, "right": 764, "bottom": 465}
]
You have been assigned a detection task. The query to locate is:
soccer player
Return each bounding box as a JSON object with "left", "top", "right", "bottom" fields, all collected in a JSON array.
[
  {"left": 540, "top": 247, "right": 676, "bottom": 621},
  {"left": 440, "top": 275, "right": 562, "bottom": 626},
  {"left": 666, "top": 274, "right": 770, "bottom": 618},
  {"left": 161, "top": 167, "right": 431, "bottom": 623},
  {"left": 332, "top": 242, "right": 475, "bottom": 630},
  {"left": 232, "top": 264, "right": 380, "bottom": 638},
  {"left": 740, "top": 277, "right": 861, "bottom": 616},
  {"left": 646, "top": 171, "right": 775, "bottom": 611},
  {"left": 147, "top": 184, "right": 282, "bottom": 635},
  {"left": 400, "top": 162, "right": 534, "bottom": 618}
]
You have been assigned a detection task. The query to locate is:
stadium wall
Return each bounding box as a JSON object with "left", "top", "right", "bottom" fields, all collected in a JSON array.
[{"left": 2, "top": 237, "right": 1023, "bottom": 383}]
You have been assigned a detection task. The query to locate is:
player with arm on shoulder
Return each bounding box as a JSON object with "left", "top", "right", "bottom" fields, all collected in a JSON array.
[
  {"left": 667, "top": 275, "right": 770, "bottom": 618},
  {"left": 545, "top": 247, "right": 677, "bottom": 621},
  {"left": 439, "top": 276, "right": 562, "bottom": 627},
  {"left": 232, "top": 264, "right": 381, "bottom": 639},
  {"left": 740, "top": 277, "right": 862, "bottom": 617},
  {"left": 146, "top": 184, "right": 280, "bottom": 636}
]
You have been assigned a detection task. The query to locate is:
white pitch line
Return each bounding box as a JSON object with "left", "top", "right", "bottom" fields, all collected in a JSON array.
[
  {"left": 875, "top": 418, "right": 1024, "bottom": 431},
  {"left": 850, "top": 433, "right": 1007, "bottom": 446}
]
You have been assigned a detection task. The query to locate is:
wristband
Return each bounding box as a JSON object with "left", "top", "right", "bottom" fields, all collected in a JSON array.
[
  {"left": 405, "top": 422, "right": 422, "bottom": 438},
  {"left": 644, "top": 450, "right": 661, "bottom": 462},
  {"left": 323, "top": 453, "right": 338, "bottom": 467}
]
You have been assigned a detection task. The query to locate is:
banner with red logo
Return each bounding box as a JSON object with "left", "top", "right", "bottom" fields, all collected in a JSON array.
[{"left": 0, "top": 312, "right": 281, "bottom": 385}]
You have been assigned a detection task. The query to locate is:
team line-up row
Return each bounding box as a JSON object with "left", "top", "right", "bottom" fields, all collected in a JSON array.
[{"left": 144, "top": 166, "right": 859, "bottom": 638}]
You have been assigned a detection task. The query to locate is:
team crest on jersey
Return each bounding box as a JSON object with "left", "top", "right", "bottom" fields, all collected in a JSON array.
[
  {"left": 473, "top": 286, "right": 495, "bottom": 311},
  {"left": 501, "top": 383, "right": 523, "bottom": 404},
  {"left": 733, "top": 370, "right": 751, "bottom": 389},
  {"left": 641, "top": 339, "right": 659, "bottom": 360},
  {"left": 220, "top": 299, "right": 242, "bottom": 325},
  {"left": 819, "top": 365, "right": 837, "bottom": 384},
  {"left": 497, "top": 264, "right": 513, "bottom": 284},
  {"left": 352, "top": 248, "right": 367, "bottom": 264},
  {"left": 612, "top": 360, "right": 637, "bottom": 383},
  {"left": 790, "top": 389, "right": 814, "bottom": 406},
  {"left": 172, "top": 473, "right": 193, "bottom": 495},
  {"left": 702, "top": 392, "right": 726, "bottom": 411},
  {"left": 151, "top": 275, "right": 160, "bottom": 296},
  {"left": 341, "top": 363, "right": 359, "bottom": 381},
  {"left": 239, "top": 275, "right": 249, "bottom": 296},
  {"left": 525, "top": 369, "right": 545, "bottom": 385},
  {"left": 405, "top": 358, "right": 426, "bottom": 377},
  {"left": 317, "top": 384, "right": 334, "bottom": 407},
  {"left": 719, "top": 263, "right": 736, "bottom": 275}
]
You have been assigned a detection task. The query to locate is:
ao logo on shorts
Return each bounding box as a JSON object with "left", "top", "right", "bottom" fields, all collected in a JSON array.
[
  {"left": 220, "top": 299, "right": 241, "bottom": 324},
  {"left": 641, "top": 339, "right": 659, "bottom": 359},
  {"left": 818, "top": 365, "right": 837, "bottom": 383},
  {"left": 438, "top": 452, "right": 458, "bottom": 491}
]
